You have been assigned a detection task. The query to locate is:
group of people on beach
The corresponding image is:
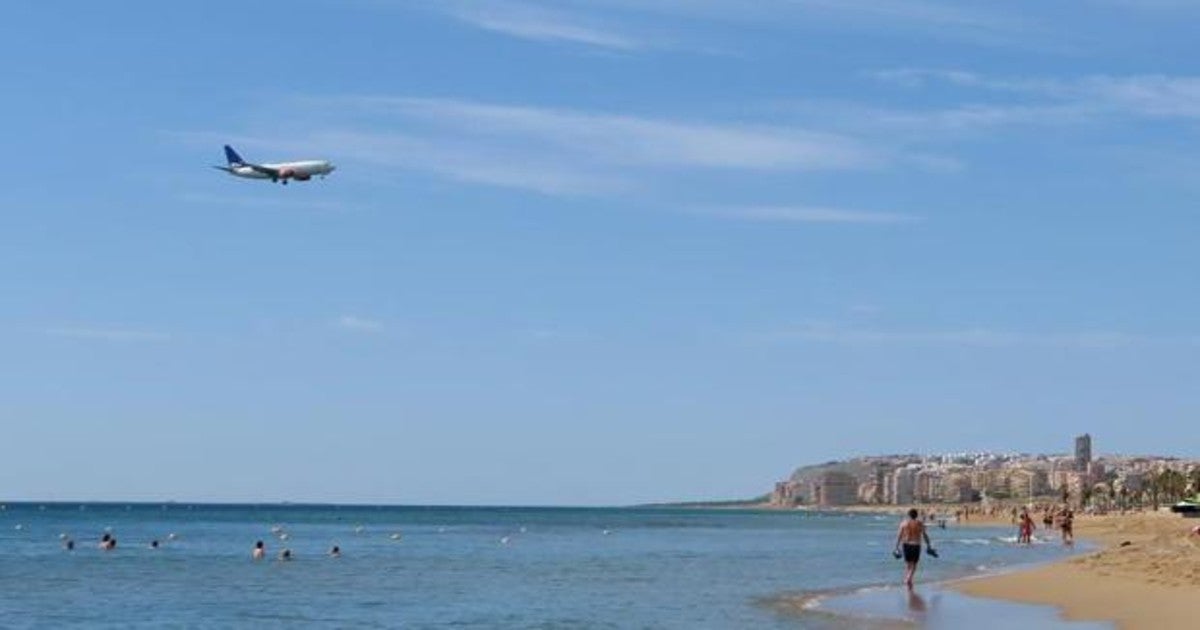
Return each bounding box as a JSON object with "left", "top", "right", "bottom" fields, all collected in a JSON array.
[
  {"left": 892, "top": 502, "right": 1082, "bottom": 589},
  {"left": 1014, "top": 505, "right": 1074, "bottom": 545}
]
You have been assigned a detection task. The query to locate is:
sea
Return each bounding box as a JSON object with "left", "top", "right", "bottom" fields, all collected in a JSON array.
[{"left": 0, "top": 504, "right": 1109, "bottom": 629}]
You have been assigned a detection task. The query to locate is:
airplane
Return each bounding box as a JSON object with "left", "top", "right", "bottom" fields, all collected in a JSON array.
[{"left": 213, "top": 145, "right": 335, "bottom": 184}]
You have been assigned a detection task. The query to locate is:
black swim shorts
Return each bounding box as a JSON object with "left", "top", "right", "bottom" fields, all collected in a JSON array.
[{"left": 902, "top": 543, "right": 921, "bottom": 563}]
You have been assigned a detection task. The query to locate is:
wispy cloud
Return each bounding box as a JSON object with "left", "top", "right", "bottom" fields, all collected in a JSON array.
[
  {"left": 44, "top": 327, "right": 170, "bottom": 342},
  {"left": 875, "top": 69, "right": 1200, "bottom": 122},
  {"left": 444, "top": 1, "right": 642, "bottom": 50},
  {"left": 1087, "top": 0, "right": 1200, "bottom": 10},
  {"left": 525, "top": 327, "right": 578, "bottom": 341},
  {"left": 872, "top": 68, "right": 997, "bottom": 89},
  {"left": 430, "top": 0, "right": 1063, "bottom": 58},
  {"left": 1074, "top": 75, "right": 1200, "bottom": 119},
  {"left": 848, "top": 304, "right": 883, "bottom": 316},
  {"left": 169, "top": 127, "right": 620, "bottom": 196},
  {"left": 177, "top": 192, "right": 359, "bottom": 214},
  {"left": 335, "top": 315, "right": 384, "bottom": 333},
  {"left": 312, "top": 129, "right": 629, "bottom": 195},
  {"left": 881, "top": 103, "right": 1093, "bottom": 132},
  {"left": 773, "top": 97, "right": 1097, "bottom": 149},
  {"left": 795, "top": 0, "right": 1025, "bottom": 38},
  {"left": 755, "top": 321, "right": 1186, "bottom": 350},
  {"left": 341, "top": 97, "right": 880, "bottom": 172},
  {"left": 574, "top": 0, "right": 1045, "bottom": 49},
  {"left": 698, "top": 205, "right": 918, "bottom": 225},
  {"left": 178, "top": 96, "right": 890, "bottom": 197}
]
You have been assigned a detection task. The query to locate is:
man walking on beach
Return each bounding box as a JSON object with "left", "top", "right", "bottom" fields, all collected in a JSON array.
[{"left": 894, "top": 508, "right": 936, "bottom": 588}]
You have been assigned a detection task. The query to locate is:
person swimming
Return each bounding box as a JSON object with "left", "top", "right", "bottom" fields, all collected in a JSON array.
[
  {"left": 99, "top": 533, "right": 116, "bottom": 551},
  {"left": 279, "top": 548, "right": 293, "bottom": 561},
  {"left": 64, "top": 538, "right": 75, "bottom": 551},
  {"left": 329, "top": 545, "right": 341, "bottom": 558},
  {"left": 149, "top": 540, "right": 160, "bottom": 549},
  {"left": 252, "top": 540, "right": 266, "bottom": 560}
]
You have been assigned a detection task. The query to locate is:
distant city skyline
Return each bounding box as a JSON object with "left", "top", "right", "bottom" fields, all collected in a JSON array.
[
  {"left": 3, "top": 2, "right": 1200, "bottom": 505},
  {"left": 773, "top": 433, "right": 1199, "bottom": 509}
]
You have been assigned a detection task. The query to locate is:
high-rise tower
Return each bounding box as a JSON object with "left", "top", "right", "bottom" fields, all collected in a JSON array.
[{"left": 1074, "top": 434, "right": 1092, "bottom": 471}]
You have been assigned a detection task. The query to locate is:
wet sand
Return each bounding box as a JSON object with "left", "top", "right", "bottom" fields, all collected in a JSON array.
[
  {"left": 954, "top": 511, "right": 1200, "bottom": 630},
  {"left": 816, "top": 584, "right": 1111, "bottom": 629}
]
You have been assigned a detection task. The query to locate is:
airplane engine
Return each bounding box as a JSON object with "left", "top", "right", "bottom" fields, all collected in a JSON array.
[
  {"left": 293, "top": 173, "right": 312, "bottom": 181},
  {"left": 278, "top": 168, "right": 296, "bottom": 180}
]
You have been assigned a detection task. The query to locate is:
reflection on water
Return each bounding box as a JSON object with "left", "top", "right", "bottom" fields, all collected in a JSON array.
[
  {"left": 906, "top": 588, "right": 927, "bottom": 614},
  {"left": 814, "top": 584, "right": 1113, "bottom": 629}
]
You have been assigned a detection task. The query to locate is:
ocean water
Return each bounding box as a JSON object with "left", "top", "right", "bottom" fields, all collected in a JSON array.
[{"left": 0, "top": 504, "right": 1089, "bottom": 628}]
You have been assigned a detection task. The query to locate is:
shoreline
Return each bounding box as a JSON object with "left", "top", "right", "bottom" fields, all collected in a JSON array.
[
  {"left": 766, "top": 518, "right": 1092, "bottom": 628},
  {"left": 801, "top": 582, "right": 1111, "bottom": 630},
  {"left": 952, "top": 511, "right": 1200, "bottom": 629},
  {"left": 768, "top": 562, "right": 1105, "bottom": 629}
]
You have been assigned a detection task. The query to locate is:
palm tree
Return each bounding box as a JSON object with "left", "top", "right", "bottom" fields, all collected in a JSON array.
[
  {"left": 1146, "top": 473, "right": 1162, "bottom": 509},
  {"left": 1161, "top": 469, "right": 1188, "bottom": 503},
  {"left": 1093, "top": 483, "right": 1112, "bottom": 510},
  {"left": 1145, "top": 469, "right": 1188, "bottom": 507}
]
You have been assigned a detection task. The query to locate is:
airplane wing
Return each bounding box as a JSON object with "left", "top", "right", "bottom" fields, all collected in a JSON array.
[{"left": 211, "top": 165, "right": 234, "bottom": 173}]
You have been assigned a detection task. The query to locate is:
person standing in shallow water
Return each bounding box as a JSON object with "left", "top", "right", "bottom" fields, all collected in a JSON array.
[
  {"left": 894, "top": 508, "right": 936, "bottom": 589},
  {"left": 252, "top": 540, "right": 266, "bottom": 560},
  {"left": 1018, "top": 509, "right": 1035, "bottom": 544},
  {"left": 1060, "top": 509, "right": 1074, "bottom": 546}
]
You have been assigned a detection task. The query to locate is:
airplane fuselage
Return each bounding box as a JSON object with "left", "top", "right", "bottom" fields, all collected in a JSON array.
[
  {"left": 215, "top": 145, "right": 336, "bottom": 184},
  {"left": 227, "top": 160, "right": 335, "bottom": 182}
]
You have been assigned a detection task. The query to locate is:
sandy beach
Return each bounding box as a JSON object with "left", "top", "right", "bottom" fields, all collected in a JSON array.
[{"left": 955, "top": 511, "right": 1200, "bottom": 629}]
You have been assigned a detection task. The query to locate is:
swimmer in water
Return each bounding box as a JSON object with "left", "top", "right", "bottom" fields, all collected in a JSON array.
[
  {"left": 99, "top": 533, "right": 116, "bottom": 551},
  {"left": 329, "top": 545, "right": 341, "bottom": 558},
  {"left": 252, "top": 540, "right": 266, "bottom": 560},
  {"left": 64, "top": 538, "right": 75, "bottom": 551},
  {"left": 279, "top": 549, "right": 292, "bottom": 561},
  {"left": 150, "top": 540, "right": 160, "bottom": 549}
]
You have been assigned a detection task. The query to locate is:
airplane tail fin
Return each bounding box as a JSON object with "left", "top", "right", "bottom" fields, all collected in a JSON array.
[{"left": 224, "top": 145, "right": 246, "bottom": 166}]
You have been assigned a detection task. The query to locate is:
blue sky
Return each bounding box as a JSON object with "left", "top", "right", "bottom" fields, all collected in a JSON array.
[{"left": 2, "top": 1, "right": 1199, "bottom": 504}]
